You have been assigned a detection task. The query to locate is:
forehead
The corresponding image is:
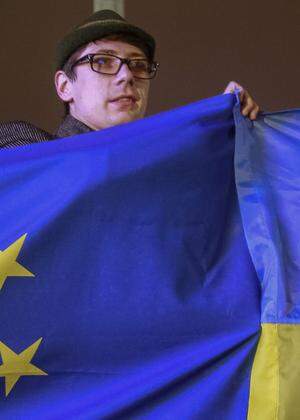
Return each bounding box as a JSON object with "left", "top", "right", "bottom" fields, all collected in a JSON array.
[{"left": 78, "top": 39, "right": 146, "bottom": 58}]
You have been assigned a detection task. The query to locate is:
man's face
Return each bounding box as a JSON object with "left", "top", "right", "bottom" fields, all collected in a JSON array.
[{"left": 62, "top": 39, "right": 150, "bottom": 130}]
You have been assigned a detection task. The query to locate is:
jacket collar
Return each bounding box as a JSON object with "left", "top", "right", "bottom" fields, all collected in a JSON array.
[{"left": 56, "top": 115, "right": 92, "bottom": 138}]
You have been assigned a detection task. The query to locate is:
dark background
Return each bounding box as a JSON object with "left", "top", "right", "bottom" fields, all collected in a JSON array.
[{"left": 1, "top": 0, "right": 299, "bottom": 132}]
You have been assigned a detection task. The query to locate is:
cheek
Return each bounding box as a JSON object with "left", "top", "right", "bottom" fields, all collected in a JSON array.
[
  {"left": 138, "top": 84, "right": 150, "bottom": 111},
  {"left": 76, "top": 77, "right": 109, "bottom": 108}
]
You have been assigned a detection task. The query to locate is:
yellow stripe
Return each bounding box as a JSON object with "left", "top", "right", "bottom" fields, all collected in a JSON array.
[
  {"left": 247, "top": 324, "right": 279, "bottom": 420},
  {"left": 248, "top": 323, "right": 300, "bottom": 420}
]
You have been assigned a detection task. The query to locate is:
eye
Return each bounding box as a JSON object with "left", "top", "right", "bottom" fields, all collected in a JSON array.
[
  {"left": 130, "top": 60, "right": 149, "bottom": 72},
  {"left": 93, "top": 55, "right": 114, "bottom": 66}
]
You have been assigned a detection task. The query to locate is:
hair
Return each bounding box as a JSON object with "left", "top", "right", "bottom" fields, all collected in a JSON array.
[{"left": 60, "top": 33, "right": 152, "bottom": 115}]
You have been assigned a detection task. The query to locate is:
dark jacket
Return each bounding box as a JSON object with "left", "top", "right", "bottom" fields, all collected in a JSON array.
[{"left": 0, "top": 115, "right": 92, "bottom": 149}]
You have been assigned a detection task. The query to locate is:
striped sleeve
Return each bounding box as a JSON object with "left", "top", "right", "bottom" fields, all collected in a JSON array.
[{"left": 0, "top": 121, "right": 54, "bottom": 148}]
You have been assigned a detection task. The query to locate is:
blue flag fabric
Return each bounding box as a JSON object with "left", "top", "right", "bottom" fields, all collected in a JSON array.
[
  {"left": 234, "top": 108, "right": 300, "bottom": 323},
  {"left": 234, "top": 106, "right": 300, "bottom": 420},
  {"left": 0, "top": 94, "right": 262, "bottom": 419}
]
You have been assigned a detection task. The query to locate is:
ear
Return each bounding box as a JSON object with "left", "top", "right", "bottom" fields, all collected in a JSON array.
[{"left": 54, "top": 70, "right": 74, "bottom": 103}]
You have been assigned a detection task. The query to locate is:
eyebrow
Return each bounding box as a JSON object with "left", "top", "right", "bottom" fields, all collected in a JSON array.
[{"left": 93, "top": 49, "right": 147, "bottom": 59}]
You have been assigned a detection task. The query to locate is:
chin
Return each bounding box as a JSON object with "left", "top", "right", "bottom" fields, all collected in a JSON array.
[{"left": 110, "top": 113, "right": 141, "bottom": 127}]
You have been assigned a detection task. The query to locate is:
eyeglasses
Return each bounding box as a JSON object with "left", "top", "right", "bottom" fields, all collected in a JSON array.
[{"left": 71, "top": 53, "right": 159, "bottom": 79}]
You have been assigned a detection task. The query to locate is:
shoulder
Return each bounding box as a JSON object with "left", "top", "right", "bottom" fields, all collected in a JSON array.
[{"left": 0, "top": 120, "right": 54, "bottom": 149}]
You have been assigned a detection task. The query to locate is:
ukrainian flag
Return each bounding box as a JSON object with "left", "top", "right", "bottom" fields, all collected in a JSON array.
[{"left": 235, "top": 107, "right": 300, "bottom": 419}]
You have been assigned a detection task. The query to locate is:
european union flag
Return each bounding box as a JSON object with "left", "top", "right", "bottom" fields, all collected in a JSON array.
[{"left": 1, "top": 93, "right": 298, "bottom": 419}]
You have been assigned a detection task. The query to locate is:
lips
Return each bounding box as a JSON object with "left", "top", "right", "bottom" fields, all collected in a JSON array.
[
  {"left": 109, "top": 95, "right": 138, "bottom": 110},
  {"left": 110, "top": 95, "right": 137, "bottom": 104}
]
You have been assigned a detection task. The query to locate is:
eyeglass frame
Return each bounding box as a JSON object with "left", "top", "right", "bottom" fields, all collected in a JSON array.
[{"left": 71, "top": 53, "right": 159, "bottom": 80}]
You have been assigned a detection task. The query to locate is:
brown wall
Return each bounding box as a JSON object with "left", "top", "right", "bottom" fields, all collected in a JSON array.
[
  {"left": 1, "top": 1, "right": 299, "bottom": 132},
  {"left": 0, "top": 0, "right": 92, "bottom": 132},
  {"left": 126, "top": 0, "right": 300, "bottom": 117}
]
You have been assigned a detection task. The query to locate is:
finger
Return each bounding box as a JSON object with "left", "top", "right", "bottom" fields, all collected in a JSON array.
[
  {"left": 223, "top": 81, "right": 234, "bottom": 94},
  {"left": 249, "top": 105, "right": 260, "bottom": 121},
  {"left": 223, "top": 81, "right": 243, "bottom": 94},
  {"left": 238, "top": 89, "right": 246, "bottom": 103},
  {"left": 241, "top": 98, "right": 255, "bottom": 116}
]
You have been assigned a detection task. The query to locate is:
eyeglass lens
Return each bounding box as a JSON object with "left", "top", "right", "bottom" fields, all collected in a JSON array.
[{"left": 91, "top": 55, "right": 155, "bottom": 79}]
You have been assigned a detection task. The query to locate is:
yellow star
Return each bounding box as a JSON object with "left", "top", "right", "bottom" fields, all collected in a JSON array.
[
  {"left": 0, "top": 234, "right": 34, "bottom": 291},
  {"left": 0, "top": 338, "right": 47, "bottom": 397}
]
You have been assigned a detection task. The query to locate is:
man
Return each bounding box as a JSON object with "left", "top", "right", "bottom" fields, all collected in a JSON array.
[{"left": 0, "top": 9, "right": 259, "bottom": 148}]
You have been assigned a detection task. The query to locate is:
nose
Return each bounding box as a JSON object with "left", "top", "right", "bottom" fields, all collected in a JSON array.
[{"left": 115, "top": 62, "right": 134, "bottom": 85}]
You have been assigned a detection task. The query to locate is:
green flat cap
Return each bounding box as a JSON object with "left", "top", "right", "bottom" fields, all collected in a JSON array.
[{"left": 56, "top": 9, "right": 156, "bottom": 70}]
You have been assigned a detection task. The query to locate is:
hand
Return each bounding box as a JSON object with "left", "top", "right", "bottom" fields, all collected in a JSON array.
[{"left": 223, "top": 81, "right": 260, "bottom": 120}]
